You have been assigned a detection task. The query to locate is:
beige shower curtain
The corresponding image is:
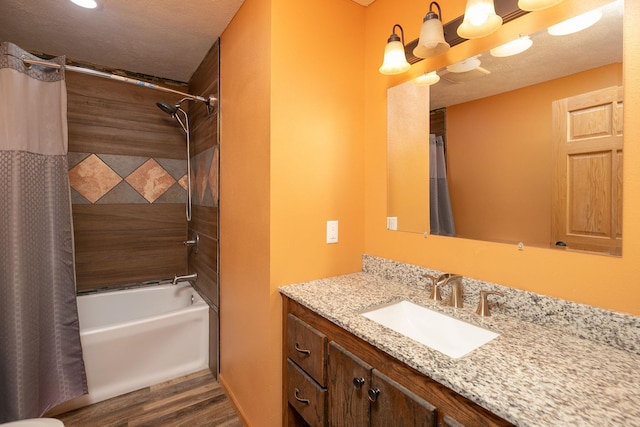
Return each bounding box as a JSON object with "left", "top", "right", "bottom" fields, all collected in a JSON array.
[{"left": 0, "top": 42, "right": 87, "bottom": 422}]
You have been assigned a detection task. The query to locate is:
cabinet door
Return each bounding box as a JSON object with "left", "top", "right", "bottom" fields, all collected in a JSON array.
[
  {"left": 328, "top": 342, "right": 372, "bottom": 427},
  {"left": 370, "top": 370, "right": 437, "bottom": 427}
]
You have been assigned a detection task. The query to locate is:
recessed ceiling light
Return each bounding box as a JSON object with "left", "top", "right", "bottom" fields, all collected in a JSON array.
[{"left": 70, "top": 0, "right": 98, "bottom": 9}]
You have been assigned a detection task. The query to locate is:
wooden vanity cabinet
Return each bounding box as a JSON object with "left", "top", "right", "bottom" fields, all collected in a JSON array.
[
  {"left": 283, "top": 296, "right": 514, "bottom": 427},
  {"left": 285, "top": 313, "right": 328, "bottom": 426},
  {"left": 328, "top": 342, "right": 437, "bottom": 426}
]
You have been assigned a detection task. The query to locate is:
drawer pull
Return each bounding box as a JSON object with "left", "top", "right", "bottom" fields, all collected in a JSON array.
[
  {"left": 294, "top": 341, "right": 311, "bottom": 355},
  {"left": 368, "top": 388, "right": 380, "bottom": 402},
  {"left": 294, "top": 388, "right": 310, "bottom": 404},
  {"left": 352, "top": 377, "right": 365, "bottom": 389}
]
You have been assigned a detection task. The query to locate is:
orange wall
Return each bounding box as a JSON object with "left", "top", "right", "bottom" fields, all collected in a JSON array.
[
  {"left": 364, "top": 0, "right": 640, "bottom": 317},
  {"left": 447, "top": 63, "right": 622, "bottom": 247},
  {"left": 219, "top": 0, "right": 272, "bottom": 424},
  {"left": 220, "top": 0, "right": 365, "bottom": 425},
  {"left": 221, "top": 0, "right": 639, "bottom": 424}
]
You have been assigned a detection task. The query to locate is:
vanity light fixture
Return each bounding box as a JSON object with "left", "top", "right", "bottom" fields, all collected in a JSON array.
[
  {"left": 457, "top": 0, "right": 503, "bottom": 39},
  {"left": 446, "top": 55, "right": 481, "bottom": 73},
  {"left": 70, "top": 0, "right": 98, "bottom": 8},
  {"left": 490, "top": 34, "right": 532, "bottom": 57},
  {"left": 517, "top": 0, "right": 563, "bottom": 11},
  {"left": 414, "top": 71, "right": 441, "bottom": 86},
  {"left": 413, "top": 2, "right": 450, "bottom": 59},
  {"left": 547, "top": 8, "right": 603, "bottom": 36},
  {"left": 379, "top": 24, "right": 411, "bottom": 75}
]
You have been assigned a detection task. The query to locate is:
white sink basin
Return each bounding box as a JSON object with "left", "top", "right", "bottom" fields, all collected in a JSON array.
[{"left": 361, "top": 300, "right": 499, "bottom": 359}]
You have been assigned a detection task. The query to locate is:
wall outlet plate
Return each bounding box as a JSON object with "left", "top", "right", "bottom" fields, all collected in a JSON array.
[
  {"left": 387, "top": 217, "right": 398, "bottom": 230},
  {"left": 326, "top": 220, "right": 338, "bottom": 244}
]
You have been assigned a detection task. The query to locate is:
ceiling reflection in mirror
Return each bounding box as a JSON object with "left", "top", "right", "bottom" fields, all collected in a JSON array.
[{"left": 386, "top": 0, "right": 623, "bottom": 256}]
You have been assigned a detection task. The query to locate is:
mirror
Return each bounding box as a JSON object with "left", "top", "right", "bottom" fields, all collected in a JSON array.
[{"left": 387, "top": 0, "right": 623, "bottom": 255}]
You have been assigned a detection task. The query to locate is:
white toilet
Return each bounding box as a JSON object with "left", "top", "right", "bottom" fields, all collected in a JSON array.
[{"left": 0, "top": 419, "right": 64, "bottom": 427}]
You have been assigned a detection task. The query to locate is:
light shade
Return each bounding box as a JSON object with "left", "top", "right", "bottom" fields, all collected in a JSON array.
[
  {"left": 379, "top": 24, "right": 411, "bottom": 75},
  {"left": 490, "top": 35, "right": 533, "bottom": 57},
  {"left": 414, "top": 71, "right": 440, "bottom": 86},
  {"left": 548, "top": 9, "right": 602, "bottom": 36},
  {"left": 457, "top": 0, "right": 503, "bottom": 39},
  {"left": 518, "top": 0, "right": 563, "bottom": 11},
  {"left": 413, "top": 2, "right": 450, "bottom": 59}
]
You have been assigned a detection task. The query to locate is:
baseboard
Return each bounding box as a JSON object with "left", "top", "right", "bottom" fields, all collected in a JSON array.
[{"left": 218, "top": 373, "right": 250, "bottom": 426}]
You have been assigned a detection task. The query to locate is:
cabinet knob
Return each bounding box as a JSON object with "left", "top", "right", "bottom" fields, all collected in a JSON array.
[
  {"left": 352, "top": 377, "right": 365, "bottom": 389},
  {"left": 367, "top": 388, "right": 380, "bottom": 402},
  {"left": 294, "top": 341, "right": 311, "bottom": 355},
  {"left": 294, "top": 388, "right": 310, "bottom": 405}
]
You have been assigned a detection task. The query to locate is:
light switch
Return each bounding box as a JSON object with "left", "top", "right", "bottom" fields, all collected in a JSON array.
[
  {"left": 387, "top": 217, "right": 398, "bottom": 230},
  {"left": 326, "top": 220, "right": 338, "bottom": 244}
]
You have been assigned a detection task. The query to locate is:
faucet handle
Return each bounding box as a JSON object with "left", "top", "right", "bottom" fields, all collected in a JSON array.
[
  {"left": 476, "top": 290, "right": 504, "bottom": 317},
  {"left": 422, "top": 273, "right": 448, "bottom": 301}
]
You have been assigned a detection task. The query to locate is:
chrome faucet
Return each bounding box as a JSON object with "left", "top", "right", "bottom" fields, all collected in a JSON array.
[
  {"left": 172, "top": 272, "right": 198, "bottom": 285},
  {"left": 440, "top": 274, "right": 464, "bottom": 308}
]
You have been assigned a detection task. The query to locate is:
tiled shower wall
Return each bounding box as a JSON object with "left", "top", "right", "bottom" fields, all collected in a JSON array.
[
  {"left": 66, "top": 43, "right": 220, "bottom": 373},
  {"left": 67, "top": 70, "right": 189, "bottom": 291}
]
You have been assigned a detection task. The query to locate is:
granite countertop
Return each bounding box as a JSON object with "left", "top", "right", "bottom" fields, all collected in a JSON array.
[{"left": 280, "top": 272, "right": 640, "bottom": 427}]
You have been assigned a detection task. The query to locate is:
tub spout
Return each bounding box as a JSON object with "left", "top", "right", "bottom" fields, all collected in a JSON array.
[{"left": 173, "top": 272, "right": 198, "bottom": 285}]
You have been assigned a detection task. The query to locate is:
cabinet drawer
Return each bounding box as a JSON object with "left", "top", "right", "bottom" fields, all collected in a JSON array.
[
  {"left": 287, "top": 314, "right": 327, "bottom": 386},
  {"left": 287, "top": 359, "right": 327, "bottom": 427}
]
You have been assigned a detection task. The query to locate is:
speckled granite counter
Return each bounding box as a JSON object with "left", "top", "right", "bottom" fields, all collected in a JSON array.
[{"left": 280, "top": 261, "right": 640, "bottom": 427}]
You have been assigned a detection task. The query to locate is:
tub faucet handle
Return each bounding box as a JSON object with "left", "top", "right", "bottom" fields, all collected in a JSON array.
[
  {"left": 476, "top": 290, "right": 504, "bottom": 317},
  {"left": 183, "top": 233, "right": 199, "bottom": 253}
]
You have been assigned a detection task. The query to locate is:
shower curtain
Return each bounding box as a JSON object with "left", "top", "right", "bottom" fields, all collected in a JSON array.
[
  {"left": 429, "top": 134, "right": 455, "bottom": 236},
  {"left": 0, "top": 42, "right": 87, "bottom": 422}
]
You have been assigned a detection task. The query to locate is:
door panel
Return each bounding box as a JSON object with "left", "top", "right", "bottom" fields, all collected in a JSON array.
[{"left": 551, "top": 86, "right": 623, "bottom": 255}]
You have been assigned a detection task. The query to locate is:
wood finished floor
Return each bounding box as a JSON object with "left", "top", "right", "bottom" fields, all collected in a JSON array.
[{"left": 54, "top": 370, "right": 244, "bottom": 427}]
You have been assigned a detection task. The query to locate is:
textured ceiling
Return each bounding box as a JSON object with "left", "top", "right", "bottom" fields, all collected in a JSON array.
[
  {"left": 1, "top": 0, "right": 244, "bottom": 82},
  {"left": 0, "top": 0, "right": 374, "bottom": 83}
]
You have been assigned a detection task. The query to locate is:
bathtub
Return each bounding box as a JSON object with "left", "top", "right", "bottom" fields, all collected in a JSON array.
[{"left": 50, "top": 282, "right": 209, "bottom": 414}]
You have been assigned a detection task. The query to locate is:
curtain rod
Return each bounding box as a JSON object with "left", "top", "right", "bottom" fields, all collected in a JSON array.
[{"left": 20, "top": 57, "right": 216, "bottom": 108}]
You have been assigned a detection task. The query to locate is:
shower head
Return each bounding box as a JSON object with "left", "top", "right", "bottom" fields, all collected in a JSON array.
[{"left": 156, "top": 101, "right": 178, "bottom": 116}]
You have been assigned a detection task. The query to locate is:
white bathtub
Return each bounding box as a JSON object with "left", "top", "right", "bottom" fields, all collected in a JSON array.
[{"left": 50, "top": 282, "right": 209, "bottom": 414}]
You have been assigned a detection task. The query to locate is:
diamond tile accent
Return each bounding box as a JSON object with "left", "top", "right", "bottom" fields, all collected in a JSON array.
[
  {"left": 98, "top": 154, "right": 148, "bottom": 177},
  {"left": 156, "top": 158, "right": 187, "bottom": 181},
  {"left": 178, "top": 175, "right": 188, "bottom": 190},
  {"left": 97, "top": 181, "right": 148, "bottom": 204},
  {"left": 196, "top": 154, "right": 208, "bottom": 204},
  {"left": 125, "top": 159, "right": 177, "bottom": 203},
  {"left": 68, "top": 154, "right": 122, "bottom": 203}
]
